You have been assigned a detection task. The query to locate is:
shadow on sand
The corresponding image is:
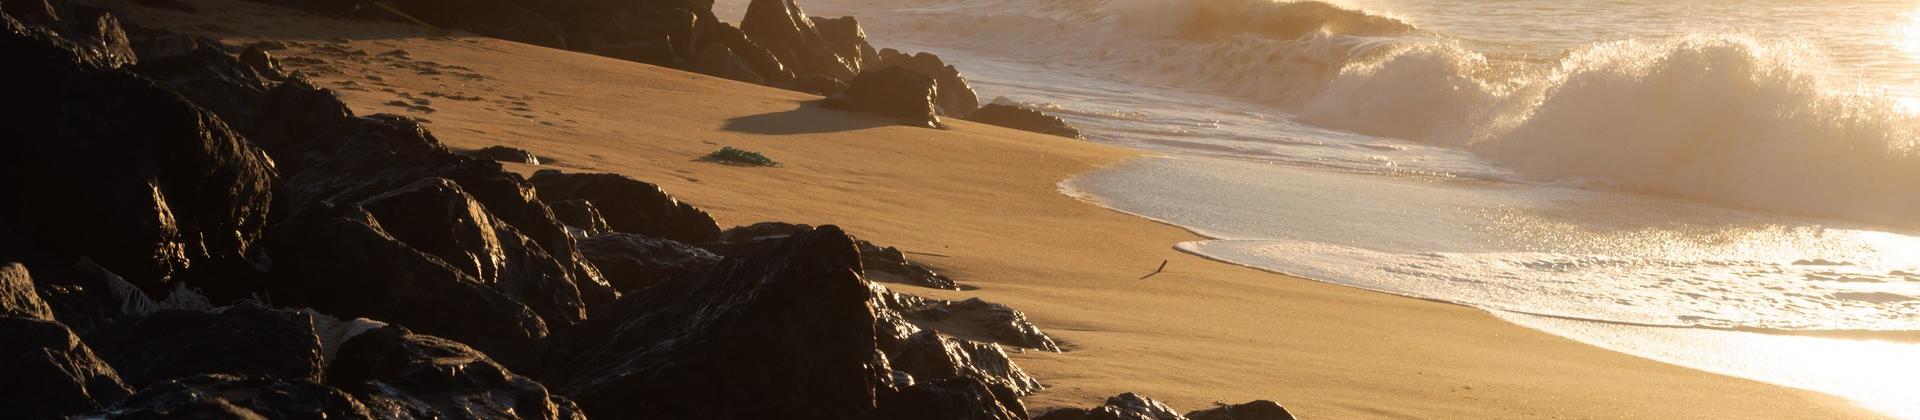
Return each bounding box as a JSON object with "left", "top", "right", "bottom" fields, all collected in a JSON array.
[{"left": 722, "top": 101, "right": 895, "bottom": 135}]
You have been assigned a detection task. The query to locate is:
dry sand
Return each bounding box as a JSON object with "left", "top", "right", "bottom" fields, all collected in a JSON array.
[{"left": 113, "top": 1, "right": 1882, "bottom": 418}]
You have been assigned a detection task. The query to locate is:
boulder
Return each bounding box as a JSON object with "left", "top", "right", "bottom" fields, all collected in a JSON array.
[
  {"left": 1186, "top": 400, "right": 1298, "bottom": 420},
  {"left": 871, "top": 377, "right": 1028, "bottom": 420},
  {"left": 251, "top": 76, "right": 357, "bottom": 163},
  {"left": 329, "top": 325, "right": 584, "bottom": 420},
  {"left": 904, "top": 297, "right": 1061, "bottom": 352},
  {"left": 129, "top": 35, "right": 283, "bottom": 136},
  {"left": 239, "top": 42, "right": 285, "bottom": 78},
  {"left": 889, "top": 330, "right": 1044, "bottom": 395},
  {"left": 544, "top": 226, "right": 888, "bottom": 419},
  {"left": 1037, "top": 393, "right": 1189, "bottom": 420},
  {"left": 529, "top": 170, "right": 722, "bottom": 244},
  {"left": 0, "top": 316, "right": 131, "bottom": 418},
  {"left": 809, "top": 16, "right": 878, "bottom": 72},
  {"left": 465, "top": 145, "right": 542, "bottom": 164},
  {"left": 577, "top": 232, "right": 721, "bottom": 293},
  {"left": 824, "top": 66, "right": 942, "bottom": 128},
  {"left": 84, "top": 303, "right": 326, "bottom": 388},
  {"left": 0, "top": 262, "right": 55, "bottom": 320},
  {"left": 872, "top": 49, "right": 981, "bottom": 117},
  {"left": 966, "top": 103, "right": 1084, "bottom": 139},
  {"left": 549, "top": 199, "right": 613, "bottom": 235},
  {"left": 1, "top": 11, "right": 277, "bottom": 299},
  {"left": 99, "top": 374, "right": 373, "bottom": 419},
  {"left": 740, "top": 0, "right": 856, "bottom": 81},
  {"left": 3, "top": 0, "right": 137, "bottom": 68}
]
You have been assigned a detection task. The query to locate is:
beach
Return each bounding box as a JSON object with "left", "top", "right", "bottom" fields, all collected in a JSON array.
[{"left": 92, "top": 1, "right": 1892, "bottom": 418}]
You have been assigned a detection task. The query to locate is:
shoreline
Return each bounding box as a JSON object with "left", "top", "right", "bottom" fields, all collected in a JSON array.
[{"left": 110, "top": 1, "right": 1883, "bottom": 418}]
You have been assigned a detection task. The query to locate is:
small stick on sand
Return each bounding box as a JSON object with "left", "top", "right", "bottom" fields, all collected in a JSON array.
[{"left": 1139, "top": 259, "right": 1168, "bottom": 280}]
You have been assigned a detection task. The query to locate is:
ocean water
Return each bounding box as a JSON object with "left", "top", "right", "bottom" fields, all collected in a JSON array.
[{"left": 712, "top": 0, "right": 1920, "bottom": 416}]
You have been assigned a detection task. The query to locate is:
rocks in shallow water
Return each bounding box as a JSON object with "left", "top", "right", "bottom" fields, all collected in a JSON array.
[
  {"left": 550, "top": 199, "right": 613, "bottom": 236},
  {"left": 741, "top": 0, "right": 857, "bottom": 81},
  {"left": 529, "top": 170, "right": 722, "bottom": 244},
  {"left": 1, "top": 11, "right": 277, "bottom": 298},
  {"left": 329, "top": 325, "right": 585, "bottom": 419},
  {"left": 465, "top": 145, "right": 542, "bottom": 164},
  {"left": 84, "top": 303, "right": 326, "bottom": 388},
  {"left": 1186, "top": 400, "right": 1298, "bottom": 420},
  {"left": 0, "top": 316, "right": 131, "bottom": 418},
  {"left": 544, "top": 226, "right": 888, "bottom": 419},
  {"left": 101, "top": 374, "right": 372, "bottom": 419},
  {"left": 904, "top": 297, "right": 1062, "bottom": 352},
  {"left": 872, "top": 49, "right": 981, "bottom": 118},
  {"left": 967, "top": 103, "right": 1085, "bottom": 139},
  {"left": 889, "top": 330, "right": 1044, "bottom": 396},
  {"left": 577, "top": 232, "right": 721, "bottom": 293},
  {"left": 825, "top": 66, "right": 942, "bottom": 128},
  {"left": 873, "top": 377, "right": 1028, "bottom": 420}
]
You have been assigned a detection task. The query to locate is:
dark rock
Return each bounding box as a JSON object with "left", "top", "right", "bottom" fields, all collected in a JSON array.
[
  {"left": 1039, "top": 393, "right": 1189, "bottom": 420},
  {"left": 858, "top": 240, "right": 958, "bottom": 290},
  {"left": 130, "top": 37, "right": 283, "bottom": 135},
  {"left": 4, "top": 0, "right": 138, "bottom": 68},
  {"left": 267, "top": 204, "right": 551, "bottom": 370},
  {"left": 529, "top": 170, "right": 722, "bottom": 244},
  {"left": 741, "top": 0, "right": 856, "bottom": 81},
  {"left": 550, "top": 199, "right": 612, "bottom": 235},
  {"left": 872, "top": 49, "right": 981, "bottom": 117},
  {"left": 239, "top": 43, "right": 285, "bottom": 79},
  {"left": 100, "top": 374, "right": 373, "bottom": 419},
  {"left": 465, "top": 145, "right": 542, "bottom": 164},
  {"left": 1186, "top": 400, "right": 1298, "bottom": 420},
  {"left": 0, "top": 262, "right": 55, "bottom": 320},
  {"left": 871, "top": 377, "right": 1027, "bottom": 420},
  {"left": 1, "top": 13, "right": 276, "bottom": 299},
  {"left": 967, "top": 103, "right": 1084, "bottom": 139},
  {"left": 889, "top": 330, "right": 1044, "bottom": 395},
  {"left": 544, "top": 226, "right": 888, "bottom": 419},
  {"left": 251, "top": 76, "right": 355, "bottom": 162},
  {"left": 696, "top": 21, "right": 792, "bottom": 85},
  {"left": 0, "top": 316, "right": 131, "bottom": 418},
  {"left": 904, "top": 297, "right": 1061, "bottom": 352},
  {"left": 329, "top": 325, "right": 584, "bottom": 420},
  {"left": 577, "top": 232, "right": 721, "bottom": 293},
  {"left": 824, "top": 66, "right": 942, "bottom": 128},
  {"left": 809, "top": 16, "right": 877, "bottom": 72},
  {"left": 691, "top": 41, "right": 769, "bottom": 85},
  {"left": 84, "top": 303, "right": 326, "bottom": 388},
  {"left": 792, "top": 73, "right": 848, "bottom": 96}
]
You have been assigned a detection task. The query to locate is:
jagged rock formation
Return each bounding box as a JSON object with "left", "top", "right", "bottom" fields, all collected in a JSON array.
[
  {"left": 968, "top": 103, "right": 1085, "bottom": 139},
  {"left": 810, "top": 16, "right": 878, "bottom": 74},
  {"left": 102, "top": 374, "right": 374, "bottom": 419},
  {"left": 903, "top": 297, "right": 1062, "bottom": 352},
  {"left": 872, "top": 49, "right": 982, "bottom": 117},
  {"left": 84, "top": 303, "right": 326, "bottom": 387},
  {"left": 826, "top": 66, "right": 944, "bottom": 128},
  {"left": 710, "top": 222, "right": 959, "bottom": 290},
  {"left": 577, "top": 232, "right": 721, "bottom": 293},
  {"left": 0, "top": 265, "right": 131, "bottom": 418},
  {"left": 741, "top": 0, "right": 857, "bottom": 82},
  {"left": 330, "top": 325, "right": 586, "bottom": 419},
  {"left": 550, "top": 199, "right": 614, "bottom": 236},
  {"left": 530, "top": 170, "right": 723, "bottom": 244}
]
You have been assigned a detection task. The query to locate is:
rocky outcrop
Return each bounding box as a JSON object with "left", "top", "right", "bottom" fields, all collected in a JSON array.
[
  {"left": 0, "top": 316, "right": 132, "bottom": 418},
  {"left": 544, "top": 226, "right": 888, "bottom": 419},
  {"left": 1186, "top": 400, "right": 1298, "bottom": 420},
  {"left": 550, "top": 199, "right": 613, "bottom": 235},
  {"left": 810, "top": 16, "right": 878, "bottom": 73},
  {"left": 825, "top": 66, "right": 943, "bottom": 128},
  {"left": 741, "top": 0, "right": 857, "bottom": 82},
  {"left": 1038, "top": 394, "right": 1299, "bottom": 420},
  {"left": 329, "top": 325, "right": 585, "bottom": 419},
  {"left": 859, "top": 240, "right": 958, "bottom": 290},
  {"left": 694, "top": 21, "right": 793, "bottom": 85},
  {"left": 529, "top": 170, "right": 722, "bottom": 244},
  {"left": 466, "top": 145, "right": 543, "bottom": 164},
  {"left": 904, "top": 297, "right": 1062, "bottom": 352},
  {"left": 101, "top": 374, "right": 373, "bottom": 419},
  {"left": 872, "top": 377, "right": 1028, "bottom": 420},
  {"left": 872, "top": 49, "right": 981, "bottom": 117},
  {"left": 890, "top": 330, "right": 1044, "bottom": 395},
  {"left": 129, "top": 35, "right": 284, "bottom": 137},
  {"left": 84, "top": 304, "right": 326, "bottom": 388},
  {"left": 0, "top": 262, "right": 55, "bottom": 320},
  {"left": 1, "top": 9, "right": 277, "bottom": 299},
  {"left": 967, "top": 103, "right": 1085, "bottom": 139},
  {"left": 577, "top": 232, "right": 721, "bottom": 293}
]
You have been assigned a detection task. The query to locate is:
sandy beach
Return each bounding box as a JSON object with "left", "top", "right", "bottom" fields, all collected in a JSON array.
[{"left": 110, "top": 1, "right": 1882, "bottom": 418}]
